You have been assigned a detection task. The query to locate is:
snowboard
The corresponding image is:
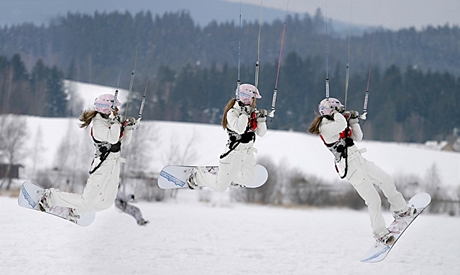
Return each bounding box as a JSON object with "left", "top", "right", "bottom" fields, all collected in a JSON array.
[
  {"left": 18, "top": 181, "right": 95, "bottom": 226},
  {"left": 158, "top": 164, "right": 268, "bottom": 189},
  {"left": 360, "top": 192, "right": 431, "bottom": 263}
]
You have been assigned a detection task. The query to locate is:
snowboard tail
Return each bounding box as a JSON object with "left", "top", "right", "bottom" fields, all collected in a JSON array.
[
  {"left": 158, "top": 164, "right": 268, "bottom": 189},
  {"left": 360, "top": 192, "right": 431, "bottom": 263},
  {"left": 20, "top": 183, "right": 40, "bottom": 209},
  {"left": 18, "top": 181, "right": 95, "bottom": 226}
]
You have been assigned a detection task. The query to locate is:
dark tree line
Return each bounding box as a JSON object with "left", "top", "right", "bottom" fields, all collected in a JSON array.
[
  {"left": 1, "top": 10, "right": 460, "bottom": 88},
  {"left": 0, "top": 54, "right": 66, "bottom": 117},
  {"left": 0, "top": 10, "right": 459, "bottom": 142},
  {"left": 129, "top": 51, "right": 460, "bottom": 143},
  {"left": 1, "top": 50, "right": 459, "bottom": 143}
]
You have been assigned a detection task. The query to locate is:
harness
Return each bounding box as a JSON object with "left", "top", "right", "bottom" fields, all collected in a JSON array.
[
  {"left": 220, "top": 112, "right": 257, "bottom": 159},
  {"left": 89, "top": 127, "right": 122, "bottom": 174},
  {"left": 320, "top": 124, "right": 354, "bottom": 179}
]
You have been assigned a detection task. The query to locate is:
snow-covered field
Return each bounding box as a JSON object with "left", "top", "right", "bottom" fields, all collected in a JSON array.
[
  {"left": 19, "top": 80, "right": 460, "bottom": 190},
  {"left": 1, "top": 192, "right": 459, "bottom": 275},
  {"left": 1, "top": 80, "right": 460, "bottom": 274}
]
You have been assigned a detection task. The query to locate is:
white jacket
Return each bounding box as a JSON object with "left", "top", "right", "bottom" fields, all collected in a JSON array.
[
  {"left": 319, "top": 112, "right": 362, "bottom": 144},
  {"left": 226, "top": 101, "right": 267, "bottom": 138},
  {"left": 319, "top": 112, "right": 363, "bottom": 172},
  {"left": 90, "top": 114, "right": 133, "bottom": 172},
  {"left": 92, "top": 114, "right": 132, "bottom": 157}
]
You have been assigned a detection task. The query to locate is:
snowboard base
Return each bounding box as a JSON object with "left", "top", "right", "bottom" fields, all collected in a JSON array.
[
  {"left": 360, "top": 192, "right": 431, "bottom": 263},
  {"left": 18, "top": 181, "right": 95, "bottom": 226},
  {"left": 158, "top": 164, "right": 268, "bottom": 189}
]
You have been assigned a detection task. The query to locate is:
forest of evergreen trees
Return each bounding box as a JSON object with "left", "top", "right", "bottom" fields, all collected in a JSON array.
[
  {"left": 130, "top": 52, "right": 460, "bottom": 143},
  {"left": 0, "top": 10, "right": 459, "bottom": 142},
  {"left": 0, "top": 54, "right": 66, "bottom": 117}
]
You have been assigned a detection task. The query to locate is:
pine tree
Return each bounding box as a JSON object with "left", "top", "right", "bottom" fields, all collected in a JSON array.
[{"left": 45, "top": 66, "right": 67, "bottom": 117}]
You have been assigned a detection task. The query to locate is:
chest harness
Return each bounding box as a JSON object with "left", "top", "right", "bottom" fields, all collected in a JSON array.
[
  {"left": 320, "top": 123, "right": 354, "bottom": 179},
  {"left": 89, "top": 126, "right": 123, "bottom": 174},
  {"left": 220, "top": 111, "right": 258, "bottom": 159}
]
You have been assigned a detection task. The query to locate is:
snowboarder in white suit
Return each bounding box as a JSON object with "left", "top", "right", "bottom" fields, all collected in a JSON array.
[
  {"left": 39, "top": 94, "right": 139, "bottom": 216},
  {"left": 308, "top": 98, "right": 416, "bottom": 245},
  {"left": 188, "top": 84, "right": 267, "bottom": 192}
]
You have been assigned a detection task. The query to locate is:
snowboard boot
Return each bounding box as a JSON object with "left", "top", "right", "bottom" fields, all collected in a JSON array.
[
  {"left": 38, "top": 189, "right": 52, "bottom": 212},
  {"left": 374, "top": 231, "right": 396, "bottom": 246},
  {"left": 137, "top": 219, "right": 149, "bottom": 226},
  {"left": 393, "top": 205, "right": 417, "bottom": 220},
  {"left": 390, "top": 205, "right": 417, "bottom": 231},
  {"left": 67, "top": 208, "right": 80, "bottom": 223},
  {"left": 186, "top": 167, "right": 199, "bottom": 190}
]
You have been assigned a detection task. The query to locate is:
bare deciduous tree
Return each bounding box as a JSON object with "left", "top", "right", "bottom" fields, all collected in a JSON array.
[
  {"left": 47, "top": 119, "right": 92, "bottom": 191},
  {"left": 0, "top": 114, "right": 27, "bottom": 190},
  {"left": 122, "top": 122, "right": 161, "bottom": 202}
]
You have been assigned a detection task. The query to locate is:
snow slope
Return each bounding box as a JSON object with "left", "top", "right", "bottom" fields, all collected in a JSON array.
[
  {"left": 1, "top": 193, "right": 459, "bottom": 275},
  {"left": 1, "top": 80, "right": 459, "bottom": 274},
  {"left": 22, "top": 115, "right": 460, "bottom": 189},
  {"left": 21, "top": 80, "right": 460, "bottom": 190}
]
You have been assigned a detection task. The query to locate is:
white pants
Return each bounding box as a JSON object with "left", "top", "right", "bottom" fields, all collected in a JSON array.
[
  {"left": 344, "top": 146, "right": 407, "bottom": 236},
  {"left": 48, "top": 155, "right": 123, "bottom": 214},
  {"left": 196, "top": 143, "right": 257, "bottom": 192}
]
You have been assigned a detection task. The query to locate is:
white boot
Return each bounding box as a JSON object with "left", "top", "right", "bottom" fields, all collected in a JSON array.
[
  {"left": 38, "top": 189, "right": 52, "bottom": 212},
  {"left": 67, "top": 208, "right": 80, "bottom": 223},
  {"left": 393, "top": 205, "right": 417, "bottom": 219},
  {"left": 186, "top": 167, "right": 199, "bottom": 190},
  {"left": 374, "top": 230, "right": 395, "bottom": 246}
]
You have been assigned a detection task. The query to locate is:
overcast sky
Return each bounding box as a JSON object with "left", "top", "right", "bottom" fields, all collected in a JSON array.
[
  {"left": 226, "top": 0, "right": 460, "bottom": 30},
  {"left": 2, "top": 0, "right": 459, "bottom": 31}
]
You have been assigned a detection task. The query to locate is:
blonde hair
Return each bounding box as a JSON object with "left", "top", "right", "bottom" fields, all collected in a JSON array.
[
  {"left": 79, "top": 110, "right": 98, "bottom": 128},
  {"left": 221, "top": 98, "right": 237, "bottom": 129},
  {"left": 308, "top": 115, "right": 323, "bottom": 135}
]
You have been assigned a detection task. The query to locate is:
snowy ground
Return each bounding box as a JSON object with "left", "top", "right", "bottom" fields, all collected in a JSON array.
[
  {"left": 1, "top": 191, "right": 459, "bottom": 275},
  {"left": 1, "top": 80, "right": 459, "bottom": 274}
]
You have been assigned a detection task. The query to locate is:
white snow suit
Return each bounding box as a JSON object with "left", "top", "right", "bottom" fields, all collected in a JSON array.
[
  {"left": 115, "top": 190, "right": 147, "bottom": 225},
  {"left": 320, "top": 112, "right": 407, "bottom": 236},
  {"left": 195, "top": 102, "right": 267, "bottom": 192},
  {"left": 48, "top": 113, "right": 132, "bottom": 214}
]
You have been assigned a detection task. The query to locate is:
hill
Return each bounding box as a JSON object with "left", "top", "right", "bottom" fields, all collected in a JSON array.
[
  {"left": 19, "top": 81, "right": 460, "bottom": 191},
  {"left": 1, "top": 0, "right": 286, "bottom": 28}
]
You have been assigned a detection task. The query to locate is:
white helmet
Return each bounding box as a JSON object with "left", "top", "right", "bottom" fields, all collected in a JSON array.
[
  {"left": 94, "top": 94, "right": 121, "bottom": 114},
  {"left": 318, "top": 98, "right": 344, "bottom": 116},
  {"left": 237, "top": 83, "right": 261, "bottom": 105}
]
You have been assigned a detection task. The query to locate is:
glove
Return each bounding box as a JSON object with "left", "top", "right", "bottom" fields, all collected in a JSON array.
[
  {"left": 342, "top": 110, "right": 358, "bottom": 120},
  {"left": 256, "top": 109, "right": 267, "bottom": 123},
  {"left": 256, "top": 109, "right": 267, "bottom": 117},
  {"left": 344, "top": 110, "right": 359, "bottom": 124},
  {"left": 268, "top": 109, "right": 275, "bottom": 118},
  {"left": 349, "top": 110, "right": 359, "bottom": 119},
  {"left": 124, "top": 117, "right": 136, "bottom": 126},
  {"left": 124, "top": 117, "right": 140, "bottom": 130}
]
